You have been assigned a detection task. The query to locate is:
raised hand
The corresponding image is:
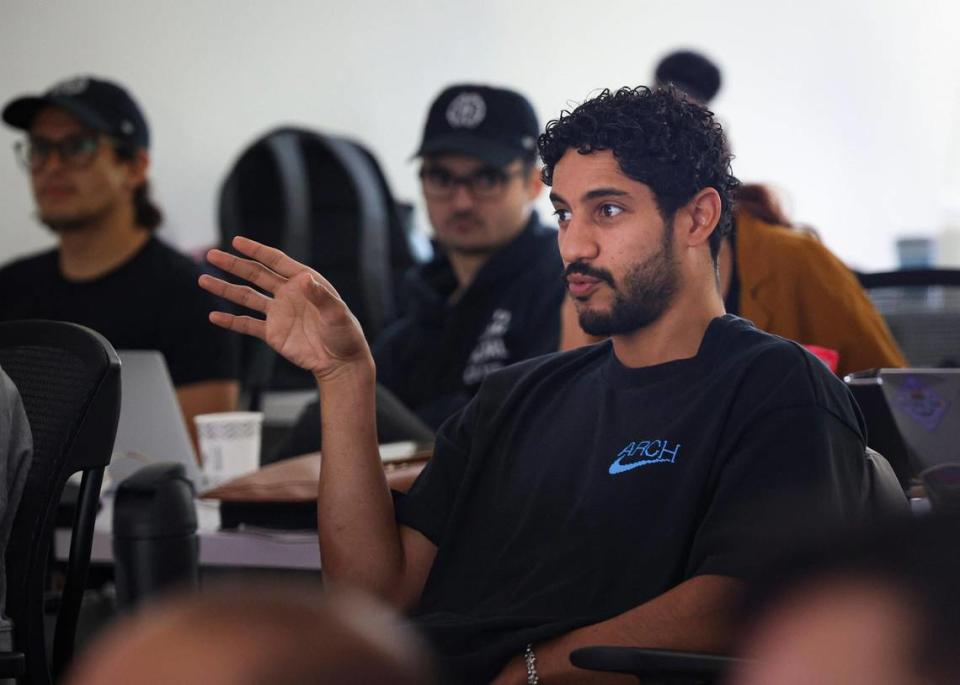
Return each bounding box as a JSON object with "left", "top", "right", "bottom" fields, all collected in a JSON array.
[{"left": 199, "top": 236, "right": 372, "bottom": 382}]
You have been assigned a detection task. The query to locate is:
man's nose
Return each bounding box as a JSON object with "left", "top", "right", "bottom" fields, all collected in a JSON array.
[
  {"left": 34, "top": 149, "right": 67, "bottom": 176},
  {"left": 559, "top": 217, "right": 600, "bottom": 264},
  {"left": 450, "top": 183, "right": 476, "bottom": 210}
]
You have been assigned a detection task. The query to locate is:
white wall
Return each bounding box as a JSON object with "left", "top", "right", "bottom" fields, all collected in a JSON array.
[{"left": 2, "top": 0, "right": 959, "bottom": 270}]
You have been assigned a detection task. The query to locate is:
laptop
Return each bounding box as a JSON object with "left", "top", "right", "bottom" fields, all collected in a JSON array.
[
  {"left": 845, "top": 369, "right": 960, "bottom": 486},
  {"left": 106, "top": 350, "right": 202, "bottom": 489}
]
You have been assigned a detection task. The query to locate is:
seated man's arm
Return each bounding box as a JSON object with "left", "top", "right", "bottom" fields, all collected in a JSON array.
[
  {"left": 199, "top": 237, "right": 436, "bottom": 607},
  {"left": 493, "top": 574, "right": 741, "bottom": 685},
  {"left": 315, "top": 361, "right": 436, "bottom": 607}
]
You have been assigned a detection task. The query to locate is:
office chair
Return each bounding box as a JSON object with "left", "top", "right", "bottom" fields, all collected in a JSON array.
[
  {"left": 0, "top": 320, "right": 121, "bottom": 683},
  {"left": 570, "top": 448, "right": 907, "bottom": 683},
  {"left": 857, "top": 269, "right": 960, "bottom": 367},
  {"left": 218, "top": 126, "right": 421, "bottom": 405}
]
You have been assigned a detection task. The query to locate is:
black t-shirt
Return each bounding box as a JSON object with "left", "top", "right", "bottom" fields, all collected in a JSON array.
[
  {"left": 396, "top": 315, "right": 868, "bottom": 683},
  {"left": 0, "top": 237, "right": 238, "bottom": 386},
  {"left": 373, "top": 215, "right": 564, "bottom": 429}
]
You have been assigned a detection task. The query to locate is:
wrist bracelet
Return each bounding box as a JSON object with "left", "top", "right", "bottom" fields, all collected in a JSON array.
[{"left": 524, "top": 643, "right": 540, "bottom": 684}]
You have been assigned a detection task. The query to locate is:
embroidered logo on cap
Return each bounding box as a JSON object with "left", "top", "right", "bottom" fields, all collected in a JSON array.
[
  {"left": 446, "top": 92, "right": 487, "bottom": 129},
  {"left": 49, "top": 78, "right": 90, "bottom": 97}
]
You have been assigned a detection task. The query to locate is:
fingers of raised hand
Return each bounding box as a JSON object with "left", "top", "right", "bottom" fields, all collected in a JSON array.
[
  {"left": 206, "top": 249, "right": 284, "bottom": 293},
  {"left": 199, "top": 274, "right": 270, "bottom": 314},
  {"left": 232, "top": 236, "right": 311, "bottom": 280},
  {"left": 208, "top": 312, "right": 266, "bottom": 341}
]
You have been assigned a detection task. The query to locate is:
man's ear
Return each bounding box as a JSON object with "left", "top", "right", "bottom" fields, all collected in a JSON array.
[
  {"left": 680, "top": 188, "right": 722, "bottom": 249},
  {"left": 124, "top": 149, "right": 149, "bottom": 190}
]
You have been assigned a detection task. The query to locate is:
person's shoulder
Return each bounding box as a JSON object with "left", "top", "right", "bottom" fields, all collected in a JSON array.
[
  {"left": 0, "top": 248, "right": 59, "bottom": 283},
  {"left": 716, "top": 316, "right": 855, "bottom": 413},
  {"left": 141, "top": 237, "right": 205, "bottom": 275},
  {"left": 717, "top": 315, "right": 814, "bottom": 368},
  {"left": 138, "top": 238, "right": 214, "bottom": 299}
]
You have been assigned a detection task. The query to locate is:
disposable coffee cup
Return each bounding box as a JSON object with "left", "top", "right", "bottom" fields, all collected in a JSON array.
[{"left": 194, "top": 412, "right": 263, "bottom": 485}]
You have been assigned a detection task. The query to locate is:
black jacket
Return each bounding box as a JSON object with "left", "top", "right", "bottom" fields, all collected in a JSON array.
[{"left": 373, "top": 214, "right": 564, "bottom": 429}]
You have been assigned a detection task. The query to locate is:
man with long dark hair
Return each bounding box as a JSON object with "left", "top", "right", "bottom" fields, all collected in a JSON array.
[
  {"left": 200, "top": 87, "right": 870, "bottom": 683},
  {"left": 0, "top": 76, "right": 238, "bottom": 444}
]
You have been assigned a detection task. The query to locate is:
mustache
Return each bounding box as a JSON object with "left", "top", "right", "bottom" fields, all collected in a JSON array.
[
  {"left": 446, "top": 211, "right": 482, "bottom": 224},
  {"left": 563, "top": 261, "right": 615, "bottom": 288}
]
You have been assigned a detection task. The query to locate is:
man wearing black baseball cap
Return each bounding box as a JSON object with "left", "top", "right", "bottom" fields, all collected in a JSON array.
[
  {"left": 372, "top": 84, "right": 564, "bottom": 428},
  {"left": 277, "top": 84, "right": 564, "bottom": 457},
  {"left": 0, "top": 76, "right": 239, "bottom": 445}
]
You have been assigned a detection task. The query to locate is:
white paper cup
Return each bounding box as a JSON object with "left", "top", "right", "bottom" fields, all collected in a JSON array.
[{"left": 194, "top": 412, "right": 263, "bottom": 483}]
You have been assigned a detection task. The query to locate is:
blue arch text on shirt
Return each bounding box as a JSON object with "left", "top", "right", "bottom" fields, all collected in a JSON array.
[{"left": 609, "top": 440, "right": 682, "bottom": 475}]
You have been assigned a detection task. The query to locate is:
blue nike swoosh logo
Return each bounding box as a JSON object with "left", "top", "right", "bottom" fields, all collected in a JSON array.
[{"left": 608, "top": 454, "right": 673, "bottom": 475}]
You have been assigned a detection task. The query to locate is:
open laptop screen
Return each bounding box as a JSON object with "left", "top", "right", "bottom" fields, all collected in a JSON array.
[
  {"left": 846, "top": 368, "right": 960, "bottom": 484},
  {"left": 107, "top": 350, "right": 201, "bottom": 488}
]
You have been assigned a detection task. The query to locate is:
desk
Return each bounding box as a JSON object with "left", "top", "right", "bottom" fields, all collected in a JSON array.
[
  {"left": 55, "top": 497, "right": 322, "bottom": 571},
  {"left": 55, "top": 458, "right": 428, "bottom": 571}
]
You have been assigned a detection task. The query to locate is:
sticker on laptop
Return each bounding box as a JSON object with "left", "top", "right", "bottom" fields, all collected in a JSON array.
[{"left": 894, "top": 375, "right": 950, "bottom": 432}]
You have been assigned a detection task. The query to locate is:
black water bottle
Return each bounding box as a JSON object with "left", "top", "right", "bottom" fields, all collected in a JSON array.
[{"left": 112, "top": 462, "right": 199, "bottom": 608}]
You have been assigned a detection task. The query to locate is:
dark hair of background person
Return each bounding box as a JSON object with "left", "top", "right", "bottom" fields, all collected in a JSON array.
[
  {"left": 114, "top": 140, "right": 163, "bottom": 231},
  {"left": 654, "top": 50, "right": 722, "bottom": 104},
  {"left": 538, "top": 86, "right": 740, "bottom": 261},
  {"left": 739, "top": 515, "right": 960, "bottom": 684}
]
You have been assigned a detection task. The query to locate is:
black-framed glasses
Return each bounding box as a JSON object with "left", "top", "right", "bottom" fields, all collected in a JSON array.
[
  {"left": 13, "top": 134, "right": 102, "bottom": 172},
  {"left": 419, "top": 165, "right": 525, "bottom": 200}
]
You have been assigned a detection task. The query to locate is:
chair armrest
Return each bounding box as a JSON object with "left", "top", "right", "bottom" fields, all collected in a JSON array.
[{"left": 569, "top": 646, "right": 745, "bottom": 683}]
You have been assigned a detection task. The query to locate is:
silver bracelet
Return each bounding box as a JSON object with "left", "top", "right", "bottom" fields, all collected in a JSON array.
[{"left": 524, "top": 643, "right": 540, "bottom": 684}]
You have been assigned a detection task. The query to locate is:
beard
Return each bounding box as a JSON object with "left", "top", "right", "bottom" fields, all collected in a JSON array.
[{"left": 574, "top": 223, "right": 680, "bottom": 337}]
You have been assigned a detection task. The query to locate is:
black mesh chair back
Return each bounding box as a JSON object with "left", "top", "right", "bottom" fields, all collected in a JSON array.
[
  {"left": 218, "top": 126, "right": 419, "bottom": 398},
  {"left": 857, "top": 269, "right": 960, "bottom": 367},
  {"left": 0, "top": 320, "right": 121, "bottom": 683}
]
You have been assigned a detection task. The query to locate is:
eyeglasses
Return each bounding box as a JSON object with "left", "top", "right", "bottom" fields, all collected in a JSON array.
[
  {"left": 14, "top": 134, "right": 103, "bottom": 172},
  {"left": 419, "top": 165, "right": 525, "bottom": 200}
]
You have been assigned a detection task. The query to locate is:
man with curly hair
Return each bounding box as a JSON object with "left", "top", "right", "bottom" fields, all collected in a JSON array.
[{"left": 199, "top": 87, "right": 871, "bottom": 684}]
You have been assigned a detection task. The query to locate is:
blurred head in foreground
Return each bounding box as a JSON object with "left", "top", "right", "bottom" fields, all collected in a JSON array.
[
  {"left": 731, "top": 515, "right": 960, "bottom": 685},
  {"left": 67, "top": 584, "right": 436, "bottom": 685}
]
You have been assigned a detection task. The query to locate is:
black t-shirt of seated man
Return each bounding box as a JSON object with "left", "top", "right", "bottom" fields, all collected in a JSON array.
[
  {"left": 395, "top": 315, "right": 869, "bottom": 683},
  {"left": 0, "top": 236, "right": 238, "bottom": 386}
]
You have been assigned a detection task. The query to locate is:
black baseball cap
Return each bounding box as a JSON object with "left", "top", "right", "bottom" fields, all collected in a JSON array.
[
  {"left": 414, "top": 84, "right": 539, "bottom": 167},
  {"left": 2, "top": 76, "right": 150, "bottom": 149}
]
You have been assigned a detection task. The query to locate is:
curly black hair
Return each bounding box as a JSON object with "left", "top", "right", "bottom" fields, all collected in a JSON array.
[{"left": 538, "top": 86, "right": 739, "bottom": 260}]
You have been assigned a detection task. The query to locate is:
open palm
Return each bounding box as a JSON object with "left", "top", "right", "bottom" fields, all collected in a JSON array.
[{"left": 199, "top": 236, "right": 370, "bottom": 381}]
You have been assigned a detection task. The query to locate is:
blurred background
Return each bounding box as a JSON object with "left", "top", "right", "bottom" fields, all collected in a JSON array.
[{"left": 2, "top": 0, "right": 960, "bottom": 270}]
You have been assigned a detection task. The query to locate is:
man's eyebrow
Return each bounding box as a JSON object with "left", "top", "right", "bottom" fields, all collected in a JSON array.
[
  {"left": 583, "top": 188, "right": 629, "bottom": 201},
  {"left": 549, "top": 188, "right": 630, "bottom": 205}
]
